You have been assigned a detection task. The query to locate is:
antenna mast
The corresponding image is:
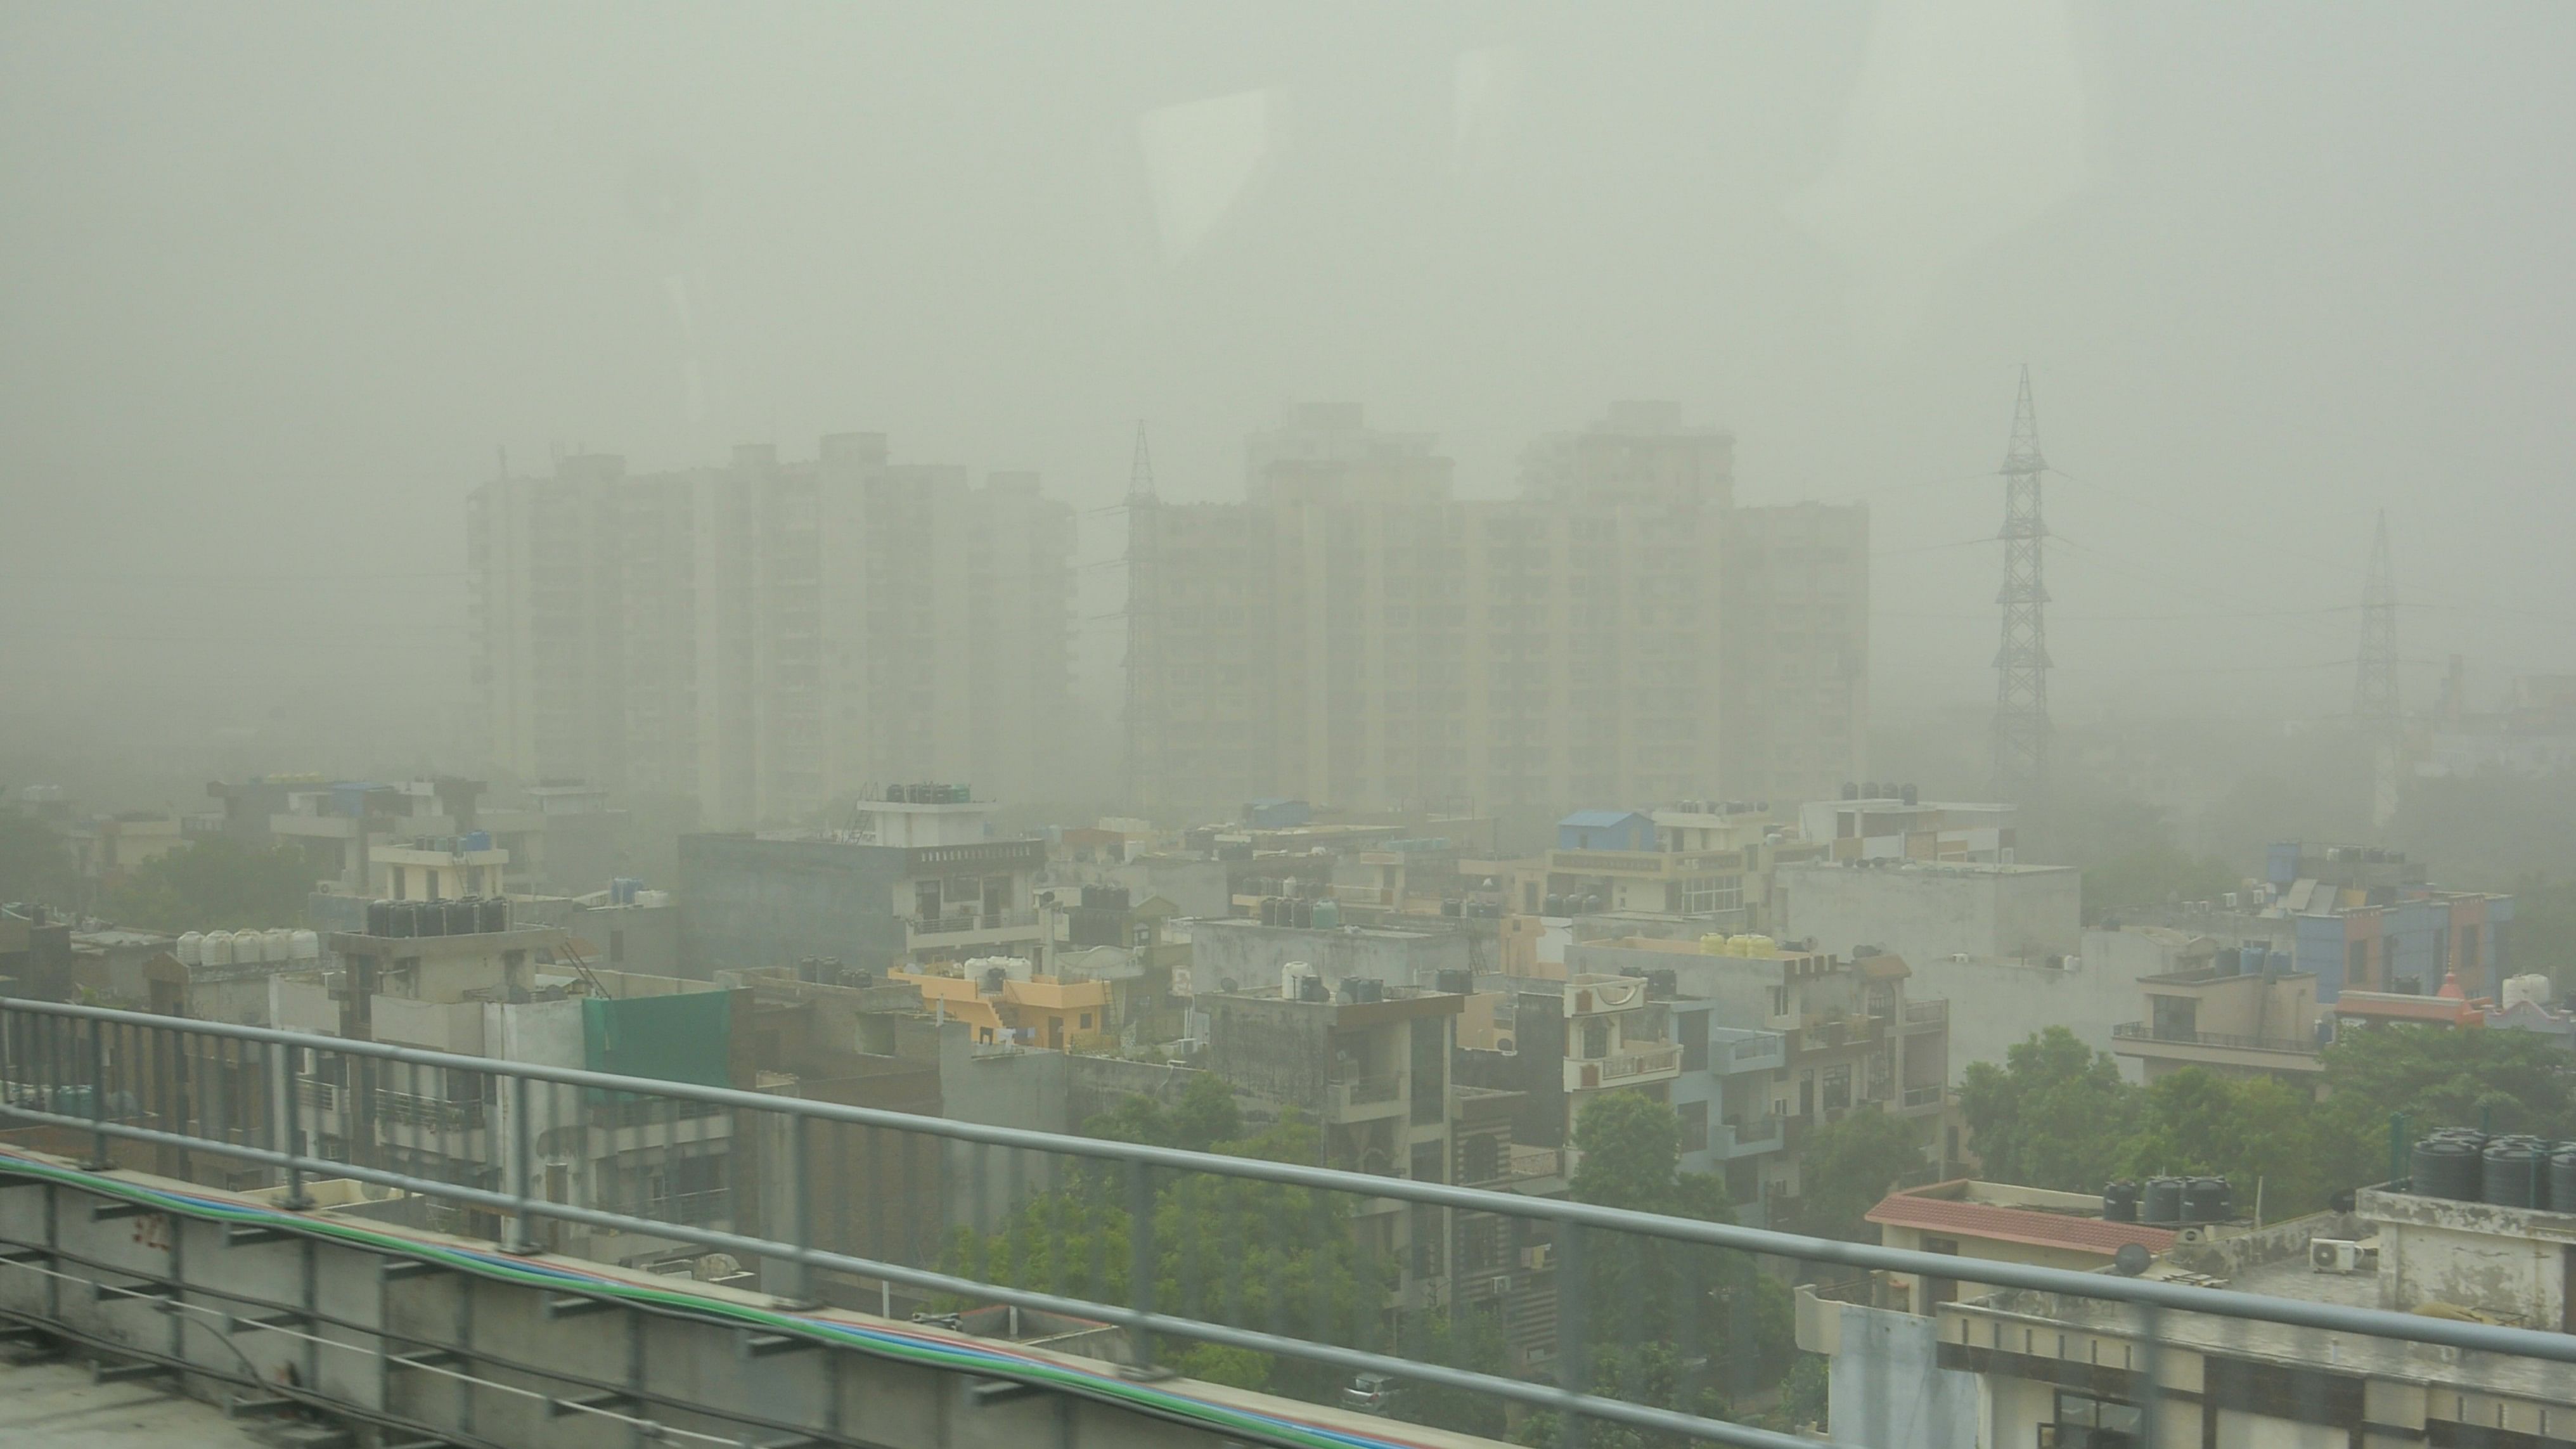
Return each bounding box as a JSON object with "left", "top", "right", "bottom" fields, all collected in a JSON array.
[
  {"left": 2355, "top": 510, "right": 2402, "bottom": 825},
  {"left": 1991, "top": 366, "right": 2052, "bottom": 799}
]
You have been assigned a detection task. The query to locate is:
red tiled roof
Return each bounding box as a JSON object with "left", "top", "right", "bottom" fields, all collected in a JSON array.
[
  {"left": 1865, "top": 1193, "right": 2177, "bottom": 1258},
  {"left": 2331, "top": 995, "right": 2483, "bottom": 1026}
]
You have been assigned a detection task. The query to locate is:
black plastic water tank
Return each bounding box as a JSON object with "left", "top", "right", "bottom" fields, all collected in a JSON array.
[
  {"left": 415, "top": 898, "right": 446, "bottom": 937},
  {"left": 366, "top": 899, "right": 392, "bottom": 937},
  {"left": 2483, "top": 1138, "right": 2544, "bottom": 1208},
  {"left": 2101, "top": 1181, "right": 2139, "bottom": 1223},
  {"left": 446, "top": 898, "right": 477, "bottom": 935},
  {"left": 385, "top": 901, "right": 416, "bottom": 939},
  {"left": 2548, "top": 1147, "right": 2576, "bottom": 1213},
  {"left": 2140, "top": 1177, "right": 2184, "bottom": 1225},
  {"left": 479, "top": 896, "right": 507, "bottom": 933},
  {"left": 2182, "top": 1177, "right": 2231, "bottom": 1224},
  {"left": 2411, "top": 1135, "right": 2482, "bottom": 1201}
]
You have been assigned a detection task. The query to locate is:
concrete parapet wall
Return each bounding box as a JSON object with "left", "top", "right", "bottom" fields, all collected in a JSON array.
[{"left": 0, "top": 1151, "right": 1505, "bottom": 1449}]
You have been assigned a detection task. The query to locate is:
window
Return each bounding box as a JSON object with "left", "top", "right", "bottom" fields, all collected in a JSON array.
[
  {"left": 1078, "top": 1012, "right": 1093, "bottom": 1029},
  {"left": 2046, "top": 1391, "right": 2141, "bottom": 1449},
  {"left": 1461, "top": 1133, "right": 1500, "bottom": 1184},
  {"left": 1820, "top": 1064, "right": 1852, "bottom": 1112},
  {"left": 1677, "top": 1010, "right": 1710, "bottom": 1072},
  {"left": 609, "top": 929, "right": 626, "bottom": 964},
  {"left": 1677, "top": 1099, "right": 1708, "bottom": 1153}
]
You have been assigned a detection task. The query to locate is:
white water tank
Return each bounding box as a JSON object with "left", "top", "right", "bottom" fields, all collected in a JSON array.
[
  {"left": 290, "top": 929, "right": 320, "bottom": 960},
  {"left": 176, "top": 931, "right": 203, "bottom": 966},
  {"left": 2501, "top": 974, "right": 2553, "bottom": 1010},
  {"left": 264, "top": 928, "right": 292, "bottom": 961},
  {"left": 201, "top": 931, "right": 235, "bottom": 967},
  {"left": 236, "top": 931, "right": 266, "bottom": 963}
]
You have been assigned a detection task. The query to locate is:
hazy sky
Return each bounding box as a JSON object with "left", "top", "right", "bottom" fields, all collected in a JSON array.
[{"left": 5, "top": 3, "right": 2573, "bottom": 793}]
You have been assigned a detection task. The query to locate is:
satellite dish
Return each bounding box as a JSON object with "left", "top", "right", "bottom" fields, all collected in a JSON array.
[{"left": 2112, "top": 1243, "right": 2152, "bottom": 1277}]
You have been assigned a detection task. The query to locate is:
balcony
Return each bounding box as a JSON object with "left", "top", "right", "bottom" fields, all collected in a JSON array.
[
  {"left": 1901, "top": 1000, "right": 1948, "bottom": 1032},
  {"left": 2110, "top": 1021, "right": 2323, "bottom": 1071},
  {"left": 1900, "top": 1085, "right": 1945, "bottom": 1111},
  {"left": 1710, "top": 1029, "right": 1784, "bottom": 1073},
  {"left": 903, "top": 840, "right": 1046, "bottom": 873},
  {"left": 1711, "top": 1114, "right": 1782, "bottom": 1159},
  {"left": 370, "top": 1088, "right": 486, "bottom": 1132},
  {"left": 906, "top": 908, "right": 1042, "bottom": 942},
  {"left": 1565, "top": 1041, "right": 1682, "bottom": 1092},
  {"left": 1329, "top": 1074, "right": 1403, "bottom": 1117}
]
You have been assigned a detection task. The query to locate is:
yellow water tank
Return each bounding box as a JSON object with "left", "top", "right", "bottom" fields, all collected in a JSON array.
[
  {"left": 1740, "top": 934, "right": 1776, "bottom": 957},
  {"left": 1701, "top": 934, "right": 1729, "bottom": 955}
]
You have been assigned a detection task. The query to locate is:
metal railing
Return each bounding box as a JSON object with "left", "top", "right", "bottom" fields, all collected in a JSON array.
[
  {"left": 2111, "top": 1021, "right": 2321, "bottom": 1056},
  {"left": 908, "top": 907, "right": 1042, "bottom": 937},
  {"left": 2, "top": 998, "right": 2572, "bottom": 1449},
  {"left": 1332, "top": 1072, "right": 1401, "bottom": 1107}
]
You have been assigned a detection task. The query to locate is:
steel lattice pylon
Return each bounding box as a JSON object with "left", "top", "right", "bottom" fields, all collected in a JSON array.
[
  {"left": 1991, "top": 366, "right": 2052, "bottom": 799},
  {"left": 2355, "top": 509, "right": 2402, "bottom": 826},
  {"left": 2354, "top": 509, "right": 2400, "bottom": 730}
]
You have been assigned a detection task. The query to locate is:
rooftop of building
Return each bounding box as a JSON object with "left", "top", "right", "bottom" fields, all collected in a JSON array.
[
  {"left": 1779, "top": 858, "right": 2072, "bottom": 877},
  {"left": 1869, "top": 1180, "right": 2180, "bottom": 1258}
]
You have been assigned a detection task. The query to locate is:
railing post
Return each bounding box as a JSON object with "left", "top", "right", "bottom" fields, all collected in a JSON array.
[
  {"left": 1555, "top": 1222, "right": 1586, "bottom": 1449},
  {"left": 1127, "top": 1157, "right": 1154, "bottom": 1369},
  {"left": 82, "top": 1017, "right": 111, "bottom": 1170},
  {"left": 504, "top": 1071, "right": 537, "bottom": 1253},
  {"left": 778, "top": 1112, "right": 818, "bottom": 1306},
  {"left": 271, "top": 1042, "right": 312, "bottom": 1209}
]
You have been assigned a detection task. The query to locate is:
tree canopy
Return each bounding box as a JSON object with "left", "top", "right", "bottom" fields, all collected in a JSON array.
[
  {"left": 1961, "top": 1023, "right": 2576, "bottom": 1218},
  {"left": 1793, "top": 1107, "right": 1929, "bottom": 1242},
  {"left": 0, "top": 806, "right": 73, "bottom": 909},
  {"left": 100, "top": 836, "right": 316, "bottom": 932},
  {"left": 1958, "top": 1027, "right": 2139, "bottom": 1192}
]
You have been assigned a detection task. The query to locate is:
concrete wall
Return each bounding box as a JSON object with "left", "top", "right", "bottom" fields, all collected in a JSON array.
[
  {"left": 1905, "top": 934, "right": 2175, "bottom": 1080},
  {"left": 1777, "top": 862, "right": 2080, "bottom": 964},
  {"left": 586, "top": 901, "right": 678, "bottom": 977},
  {"left": 1201, "top": 995, "right": 1336, "bottom": 1117},
  {"left": 678, "top": 834, "right": 909, "bottom": 980},
  {"left": 2366, "top": 1189, "right": 2576, "bottom": 1329},
  {"left": 1796, "top": 1294, "right": 1979, "bottom": 1449},
  {"left": 1186, "top": 919, "right": 1470, "bottom": 995}
]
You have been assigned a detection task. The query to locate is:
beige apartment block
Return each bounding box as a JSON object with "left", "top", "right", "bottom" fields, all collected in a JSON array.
[
  {"left": 1126, "top": 402, "right": 1866, "bottom": 815},
  {"left": 472, "top": 437, "right": 1073, "bottom": 827}
]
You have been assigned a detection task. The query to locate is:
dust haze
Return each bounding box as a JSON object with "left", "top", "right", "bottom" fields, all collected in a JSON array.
[{"left": 3, "top": 3, "right": 2573, "bottom": 813}]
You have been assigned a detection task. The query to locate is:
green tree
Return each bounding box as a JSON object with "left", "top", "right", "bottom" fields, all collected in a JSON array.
[
  {"left": 1083, "top": 1072, "right": 1241, "bottom": 1152},
  {"left": 100, "top": 837, "right": 316, "bottom": 931},
  {"left": 1794, "top": 1108, "right": 1929, "bottom": 1241},
  {"left": 1569, "top": 1090, "right": 1734, "bottom": 1220},
  {"left": 1562, "top": 1094, "right": 1793, "bottom": 1405},
  {"left": 941, "top": 1109, "right": 1389, "bottom": 1403},
  {"left": 2506, "top": 873, "right": 2576, "bottom": 1000},
  {"left": 0, "top": 806, "right": 73, "bottom": 908},
  {"left": 1957, "top": 1027, "right": 2141, "bottom": 1192},
  {"left": 2317, "top": 1024, "right": 2576, "bottom": 1180},
  {"left": 1510, "top": 1341, "right": 1734, "bottom": 1449},
  {"left": 2115, "top": 1069, "right": 2341, "bottom": 1218}
]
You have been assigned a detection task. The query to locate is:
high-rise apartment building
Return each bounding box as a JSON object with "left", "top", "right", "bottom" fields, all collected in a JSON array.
[
  {"left": 472, "top": 435, "right": 1073, "bottom": 827},
  {"left": 1126, "top": 403, "right": 1865, "bottom": 813}
]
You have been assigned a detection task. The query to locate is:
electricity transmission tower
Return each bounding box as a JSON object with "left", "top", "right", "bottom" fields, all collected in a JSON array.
[
  {"left": 1122, "top": 422, "right": 1157, "bottom": 807},
  {"left": 2355, "top": 509, "right": 2402, "bottom": 824},
  {"left": 1991, "top": 366, "right": 2052, "bottom": 799}
]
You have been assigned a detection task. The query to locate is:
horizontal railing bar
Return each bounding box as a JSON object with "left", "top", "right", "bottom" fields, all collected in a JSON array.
[{"left": 8, "top": 998, "right": 2576, "bottom": 1368}]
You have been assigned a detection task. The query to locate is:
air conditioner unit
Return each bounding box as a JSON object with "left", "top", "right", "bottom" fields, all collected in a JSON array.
[
  {"left": 2310, "top": 1239, "right": 2378, "bottom": 1274},
  {"left": 1521, "top": 1243, "right": 1556, "bottom": 1272}
]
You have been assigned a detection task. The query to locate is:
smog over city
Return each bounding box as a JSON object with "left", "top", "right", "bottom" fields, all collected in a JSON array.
[{"left": 3, "top": 8, "right": 2575, "bottom": 1446}]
